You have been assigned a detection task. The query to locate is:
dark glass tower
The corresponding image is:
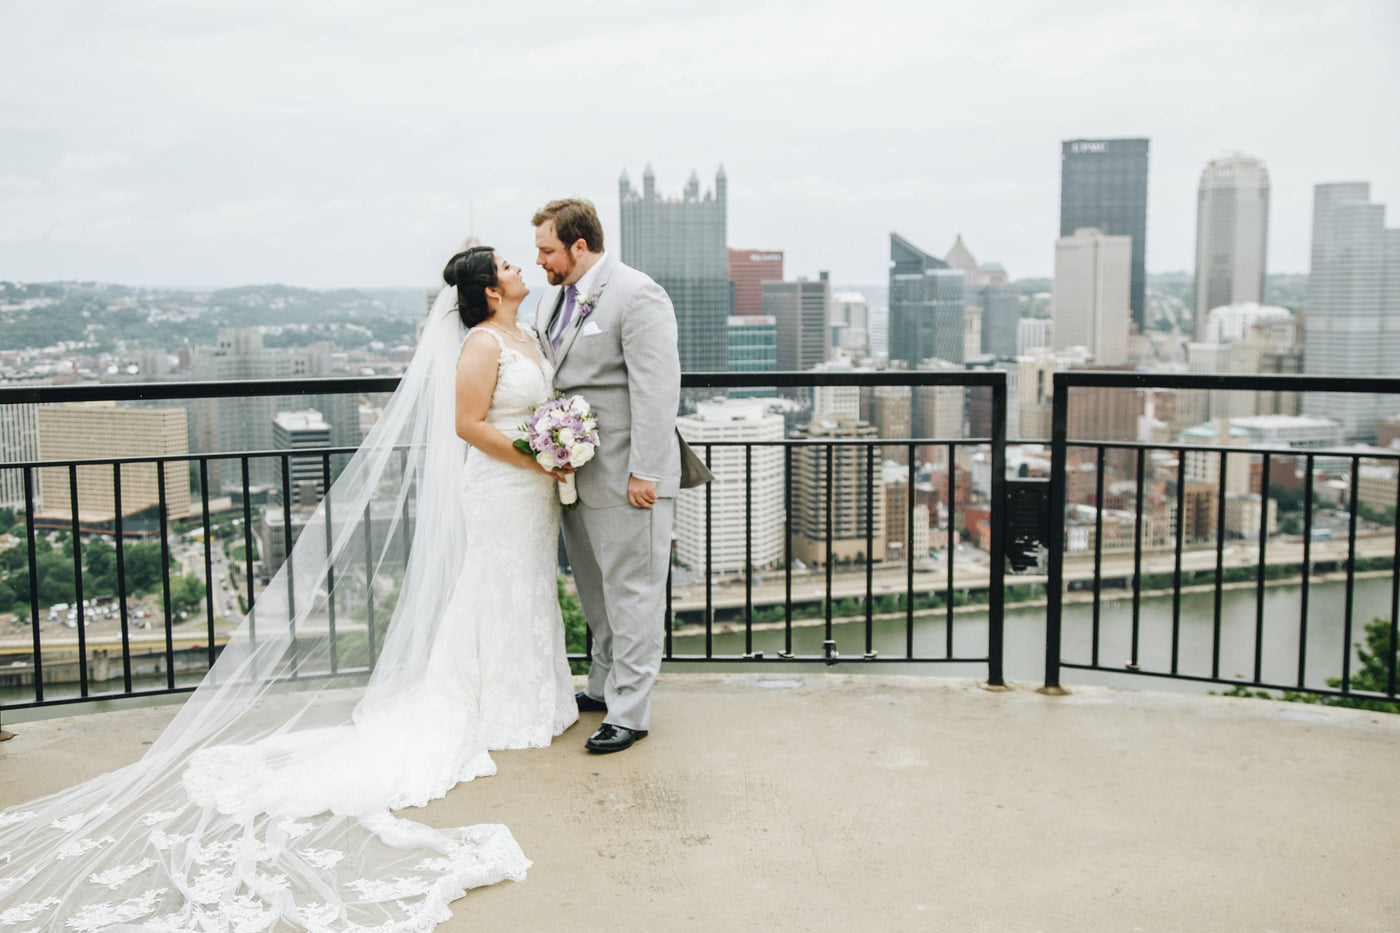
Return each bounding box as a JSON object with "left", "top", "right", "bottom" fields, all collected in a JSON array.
[
  {"left": 619, "top": 165, "right": 729, "bottom": 376},
  {"left": 1060, "top": 138, "right": 1150, "bottom": 331},
  {"left": 888, "top": 233, "right": 966, "bottom": 368}
]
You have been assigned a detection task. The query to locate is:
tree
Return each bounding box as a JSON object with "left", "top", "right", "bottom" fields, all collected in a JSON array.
[
  {"left": 35, "top": 550, "right": 76, "bottom": 605},
  {"left": 558, "top": 575, "right": 589, "bottom": 676},
  {"left": 1321, "top": 617, "right": 1400, "bottom": 714},
  {"left": 168, "top": 575, "right": 206, "bottom": 616},
  {"left": 122, "top": 541, "right": 167, "bottom": 594}
]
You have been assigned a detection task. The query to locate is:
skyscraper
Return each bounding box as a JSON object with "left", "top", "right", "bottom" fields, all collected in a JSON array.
[
  {"left": 1302, "top": 182, "right": 1400, "bottom": 440},
  {"left": 1053, "top": 228, "right": 1132, "bottom": 367},
  {"left": 619, "top": 165, "right": 729, "bottom": 375},
  {"left": 791, "top": 415, "right": 885, "bottom": 567},
  {"left": 726, "top": 315, "right": 777, "bottom": 399},
  {"left": 942, "top": 234, "right": 1019, "bottom": 358},
  {"left": 191, "top": 330, "right": 362, "bottom": 493},
  {"left": 889, "top": 233, "right": 967, "bottom": 367},
  {"left": 1060, "top": 138, "right": 1150, "bottom": 331},
  {"left": 1194, "top": 155, "right": 1271, "bottom": 339},
  {"left": 728, "top": 249, "right": 784, "bottom": 316},
  {"left": 764, "top": 273, "right": 830, "bottom": 373},
  {"left": 272, "top": 410, "right": 331, "bottom": 506}
]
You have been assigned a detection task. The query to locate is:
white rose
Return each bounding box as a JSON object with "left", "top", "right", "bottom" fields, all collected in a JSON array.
[
  {"left": 558, "top": 427, "right": 576, "bottom": 446},
  {"left": 570, "top": 395, "right": 589, "bottom": 414},
  {"left": 570, "top": 443, "right": 594, "bottom": 466},
  {"left": 581, "top": 418, "right": 597, "bottom": 433},
  {"left": 536, "top": 451, "right": 553, "bottom": 469}
]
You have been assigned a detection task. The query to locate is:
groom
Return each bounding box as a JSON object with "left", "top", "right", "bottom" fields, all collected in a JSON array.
[{"left": 534, "top": 198, "right": 681, "bottom": 754}]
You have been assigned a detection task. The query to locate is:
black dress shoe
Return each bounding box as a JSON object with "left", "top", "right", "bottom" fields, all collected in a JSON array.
[
  {"left": 585, "top": 723, "right": 647, "bottom": 754},
  {"left": 575, "top": 691, "right": 607, "bottom": 713}
]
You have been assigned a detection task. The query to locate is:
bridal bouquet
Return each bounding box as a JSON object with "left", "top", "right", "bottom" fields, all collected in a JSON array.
[{"left": 515, "top": 393, "right": 600, "bottom": 507}]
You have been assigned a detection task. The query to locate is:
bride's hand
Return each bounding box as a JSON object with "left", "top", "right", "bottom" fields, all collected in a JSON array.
[{"left": 538, "top": 462, "right": 574, "bottom": 483}]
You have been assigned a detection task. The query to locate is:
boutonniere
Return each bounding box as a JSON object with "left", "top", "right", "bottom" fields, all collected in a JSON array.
[{"left": 575, "top": 291, "right": 600, "bottom": 325}]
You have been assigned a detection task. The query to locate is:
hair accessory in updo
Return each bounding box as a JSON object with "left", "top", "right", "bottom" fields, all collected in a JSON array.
[{"left": 442, "top": 245, "right": 497, "bottom": 328}]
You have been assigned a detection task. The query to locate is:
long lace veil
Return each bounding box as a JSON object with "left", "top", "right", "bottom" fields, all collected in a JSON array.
[{"left": 0, "top": 287, "right": 532, "bottom": 930}]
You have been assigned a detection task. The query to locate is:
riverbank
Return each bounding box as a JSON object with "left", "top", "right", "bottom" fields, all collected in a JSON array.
[{"left": 671, "top": 566, "right": 1393, "bottom": 638}]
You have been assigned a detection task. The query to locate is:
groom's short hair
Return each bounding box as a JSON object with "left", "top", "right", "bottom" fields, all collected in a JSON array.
[{"left": 532, "top": 199, "right": 604, "bottom": 253}]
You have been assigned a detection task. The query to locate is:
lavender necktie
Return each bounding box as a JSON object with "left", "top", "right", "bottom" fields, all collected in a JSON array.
[{"left": 552, "top": 285, "right": 577, "bottom": 349}]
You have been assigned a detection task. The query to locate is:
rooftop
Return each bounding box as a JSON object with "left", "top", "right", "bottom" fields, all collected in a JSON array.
[{"left": 4, "top": 673, "right": 1396, "bottom": 930}]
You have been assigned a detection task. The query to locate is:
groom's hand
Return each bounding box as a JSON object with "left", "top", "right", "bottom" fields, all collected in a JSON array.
[{"left": 627, "top": 476, "right": 658, "bottom": 510}]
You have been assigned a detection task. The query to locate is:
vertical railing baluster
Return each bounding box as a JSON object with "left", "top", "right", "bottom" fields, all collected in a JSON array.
[
  {"left": 1390, "top": 455, "right": 1400, "bottom": 699},
  {"left": 1297, "top": 454, "right": 1315, "bottom": 689},
  {"left": 986, "top": 374, "right": 1007, "bottom": 687},
  {"left": 68, "top": 464, "right": 88, "bottom": 698},
  {"left": 745, "top": 443, "right": 753, "bottom": 658},
  {"left": 241, "top": 456, "right": 257, "bottom": 645},
  {"left": 157, "top": 461, "right": 174, "bottom": 691},
  {"left": 1212, "top": 449, "right": 1227, "bottom": 681},
  {"left": 864, "top": 442, "right": 874, "bottom": 658},
  {"left": 1043, "top": 375, "right": 1068, "bottom": 691},
  {"left": 942, "top": 442, "right": 952, "bottom": 657},
  {"left": 1253, "top": 452, "right": 1271, "bottom": 684},
  {"left": 281, "top": 455, "right": 296, "bottom": 670},
  {"left": 114, "top": 464, "right": 131, "bottom": 693},
  {"left": 1130, "top": 447, "right": 1145, "bottom": 670},
  {"left": 323, "top": 453, "right": 337, "bottom": 675},
  {"left": 783, "top": 444, "right": 793, "bottom": 658},
  {"left": 1171, "top": 447, "right": 1185, "bottom": 675},
  {"left": 824, "top": 443, "right": 834, "bottom": 662},
  {"left": 23, "top": 467, "right": 43, "bottom": 704},
  {"left": 200, "top": 460, "right": 216, "bottom": 670},
  {"left": 704, "top": 443, "right": 713, "bottom": 660},
  {"left": 1341, "top": 456, "right": 1360, "bottom": 694},
  {"left": 1092, "top": 447, "right": 1105, "bottom": 668},
  {"left": 363, "top": 500, "right": 377, "bottom": 667}
]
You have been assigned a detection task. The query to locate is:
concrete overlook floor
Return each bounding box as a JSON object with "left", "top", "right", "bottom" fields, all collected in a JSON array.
[{"left": 3, "top": 673, "right": 1398, "bottom": 932}]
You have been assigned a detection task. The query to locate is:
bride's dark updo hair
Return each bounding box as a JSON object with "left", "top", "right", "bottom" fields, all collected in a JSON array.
[{"left": 441, "top": 245, "right": 498, "bottom": 328}]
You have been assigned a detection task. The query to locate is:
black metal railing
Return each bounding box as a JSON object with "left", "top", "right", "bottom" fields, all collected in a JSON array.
[
  {"left": 7, "top": 368, "right": 1398, "bottom": 720},
  {"left": 0, "top": 370, "right": 1008, "bottom": 720},
  {"left": 1045, "top": 372, "right": 1400, "bottom": 707}
]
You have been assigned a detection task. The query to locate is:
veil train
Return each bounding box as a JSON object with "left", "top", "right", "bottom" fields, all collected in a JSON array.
[{"left": 0, "top": 286, "right": 530, "bottom": 931}]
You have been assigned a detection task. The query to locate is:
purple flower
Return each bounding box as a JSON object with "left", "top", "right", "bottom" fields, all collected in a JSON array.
[{"left": 551, "top": 445, "right": 572, "bottom": 466}]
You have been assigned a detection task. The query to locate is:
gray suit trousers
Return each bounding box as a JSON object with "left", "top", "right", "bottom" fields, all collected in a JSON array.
[{"left": 563, "top": 498, "right": 674, "bottom": 732}]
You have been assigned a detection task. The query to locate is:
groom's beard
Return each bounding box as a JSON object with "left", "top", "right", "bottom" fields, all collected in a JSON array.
[{"left": 544, "top": 254, "right": 576, "bottom": 287}]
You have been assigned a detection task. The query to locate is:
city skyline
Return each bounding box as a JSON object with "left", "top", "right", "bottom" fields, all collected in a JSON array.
[{"left": 0, "top": 2, "right": 1395, "bottom": 291}]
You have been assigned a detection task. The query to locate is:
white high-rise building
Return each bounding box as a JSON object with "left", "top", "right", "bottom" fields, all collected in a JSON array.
[
  {"left": 1302, "top": 182, "right": 1400, "bottom": 441},
  {"left": 1194, "top": 155, "right": 1271, "bottom": 340},
  {"left": 1203, "top": 302, "right": 1294, "bottom": 346},
  {"left": 0, "top": 402, "right": 38, "bottom": 509},
  {"left": 1053, "top": 227, "right": 1131, "bottom": 366},
  {"left": 1017, "top": 317, "right": 1053, "bottom": 355},
  {"left": 810, "top": 360, "right": 864, "bottom": 419},
  {"left": 675, "top": 399, "right": 785, "bottom": 573}
]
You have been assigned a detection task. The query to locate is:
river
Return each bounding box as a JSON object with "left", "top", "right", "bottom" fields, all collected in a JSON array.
[{"left": 667, "top": 575, "right": 1396, "bottom": 696}]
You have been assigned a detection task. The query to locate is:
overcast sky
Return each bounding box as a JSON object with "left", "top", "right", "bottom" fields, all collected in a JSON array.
[{"left": 1, "top": 0, "right": 1396, "bottom": 293}]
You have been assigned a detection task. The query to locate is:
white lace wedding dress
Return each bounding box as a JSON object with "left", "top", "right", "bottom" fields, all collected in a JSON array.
[{"left": 0, "top": 311, "right": 577, "bottom": 931}]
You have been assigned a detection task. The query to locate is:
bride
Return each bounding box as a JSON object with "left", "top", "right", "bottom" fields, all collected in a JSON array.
[{"left": 0, "top": 246, "right": 578, "bottom": 930}]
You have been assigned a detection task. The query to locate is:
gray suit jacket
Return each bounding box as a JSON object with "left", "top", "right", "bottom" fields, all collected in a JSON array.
[{"left": 542, "top": 253, "right": 682, "bottom": 508}]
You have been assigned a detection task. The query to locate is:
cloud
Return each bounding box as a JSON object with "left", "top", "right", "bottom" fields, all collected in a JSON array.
[{"left": 0, "top": 0, "right": 1396, "bottom": 285}]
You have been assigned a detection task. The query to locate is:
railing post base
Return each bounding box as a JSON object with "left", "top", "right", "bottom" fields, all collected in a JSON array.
[
  {"left": 981, "top": 681, "right": 1011, "bottom": 693},
  {"left": 1036, "top": 685, "right": 1071, "bottom": 696}
]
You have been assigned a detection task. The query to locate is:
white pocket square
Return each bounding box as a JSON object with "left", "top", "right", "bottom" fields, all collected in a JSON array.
[{"left": 580, "top": 320, "right": 603, "bottom": 337}]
